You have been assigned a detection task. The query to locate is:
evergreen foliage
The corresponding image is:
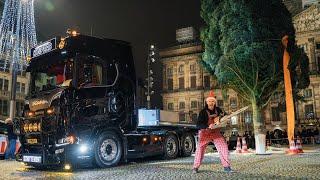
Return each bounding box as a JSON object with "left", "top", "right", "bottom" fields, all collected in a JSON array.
[{"left": 200, "top": 0, "right": 309, "bottom": 108}]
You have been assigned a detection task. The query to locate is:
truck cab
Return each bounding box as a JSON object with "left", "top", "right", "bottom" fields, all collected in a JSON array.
[{"left": 17, "top": 34, "right": 138, "bottom": 168}]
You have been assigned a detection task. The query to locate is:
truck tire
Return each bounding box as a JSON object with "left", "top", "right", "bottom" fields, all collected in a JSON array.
[
  {"left": 163, "top": 134, "right": 178, "bottom": 159},
  {"left": 94, "top": 131, "right": 122, "bottom": 168},
  {"left": 181, "top": 133, "right": 195, "bottom": 157}
]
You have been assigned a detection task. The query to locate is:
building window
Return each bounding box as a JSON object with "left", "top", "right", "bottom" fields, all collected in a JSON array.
[
  {"left": 21, "top": 83, "right": 25, "bottom": 94},
  {"left": 167, "top": 67, "right": 173, "bottom": 77},
  {"left": 304, "top": 89, "right": 312, "bottom": 98},
  {"left": 179, "top": 77, "right": 184, "bottom": 89},
  {"left": 191, "top": 113, "right": 198, "bottom": 122},
  {"left": 244, "top": 111, "right": 252, "bottom": 124},
  {"left": 0, "top": 99, "right": 8, "bottom": 116},
  {"left": 190, "top": 76, "right": 196, "bottom": 88},
  {"left": 230, "top": 98, "right": 237, "bottom": 108},
  {"left": 271, "top": 107, "right": 280, "bottom": 121},
  {"left": 4, "top": 79, "right": 8, "bottom": 91},
  {"left": 16, "top": 82, "right": 21, "bottom": 93},
  {"left": 217, "top": 100, "right": 224, "bottom": 107},
  {"left": 299, "top": 44, "right": 307, "bottom": 53},
  {"left": 168, "top": 103, "right": 174, "bottom": 110},
  {"left": 316, "top": 43, "right": 320, "bottom": 49},
  {"left": 231, "top": 116, "right": 238, "bottom": 125},
  {"left": 305, "top": 104, "right": 314, "bottom": 119},
  {"left": 0, "top": 78, "right": 3, "bottom": 90},
  {"left": 178, "top": 65, "right": 184, "bottom": 74},
  {"left": 16, "top": 101, "right": 24, "bottom": 116},
  {"left": 179, "top": 112, "right": 186, "bottom": 122},
  {"left": 318, "top": 56, "right": 320, "bottom": 72},
  {"left": 179, "top": 102, "right": 185, "bottom": 110},
  {"left": 167, "top": 79, "right": 173, "bottom": 90},
  {"left": 191, "top": 101, "right": 197, "bottom": 109},
  {"left": 190, "top": 64, "right": 196, "bottom": 73},
  {"left": 204, "top": 75, "right": 210, "bottom": 88}
]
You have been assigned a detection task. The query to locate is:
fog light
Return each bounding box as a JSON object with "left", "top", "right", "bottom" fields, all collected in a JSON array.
[
  {"left": 79, "top": 144, "right": 88, "bottom": 153},
  {"left": 46, "top": 107, "right": 55, "bottom": 114},
  {"left": 27, "top": 111, "right": 35, "bottom": 117},
  {"left": 64, "top": 164, "right": 71, "bottom": 170},
  {"left": 143, "top": 137, "right": 147, "bottom": 142}
]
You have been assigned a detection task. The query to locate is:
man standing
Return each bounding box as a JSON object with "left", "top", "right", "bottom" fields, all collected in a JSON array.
[
  {"left": 5, "top": 118, "right": 17, "bottom": 160},
  {"left": 193, "top": 91, "right": 232, "bottom": 173}
]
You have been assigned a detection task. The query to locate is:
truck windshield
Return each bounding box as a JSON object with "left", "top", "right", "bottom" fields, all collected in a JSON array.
[{"left": 31, "top": 60, "right": 73, "bottom": 94}]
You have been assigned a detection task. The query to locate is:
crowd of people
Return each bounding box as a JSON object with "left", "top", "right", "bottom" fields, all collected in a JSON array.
[
  {"left": 266, "top": 126, "right": 320, "bottom": 145},
  {"left": 296, "top": 127, "right": 320, "bottom": 144},
  {"left": 223, "top": 126, "right": 320, "bottom": 150}
]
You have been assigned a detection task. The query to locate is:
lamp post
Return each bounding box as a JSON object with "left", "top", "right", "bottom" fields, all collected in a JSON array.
[{"left": 145, "top": 45, "right": 156, "bottom": 109}]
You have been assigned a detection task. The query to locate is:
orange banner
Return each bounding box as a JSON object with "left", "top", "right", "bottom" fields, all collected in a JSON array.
[{"left": 282, "top": 35, "right": 295, "bottom": 141}]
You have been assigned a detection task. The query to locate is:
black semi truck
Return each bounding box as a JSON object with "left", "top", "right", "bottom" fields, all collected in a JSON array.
[{"left": 15, "top": 33, "right": 197, "bottom": 169}]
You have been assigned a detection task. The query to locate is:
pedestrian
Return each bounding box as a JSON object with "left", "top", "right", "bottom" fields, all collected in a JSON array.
[
  {"left": 192, "top": 91, "right": 233, "bottom": 173},
  {"left": 4, "top": 118, "right": 17, "bottom": 160}
]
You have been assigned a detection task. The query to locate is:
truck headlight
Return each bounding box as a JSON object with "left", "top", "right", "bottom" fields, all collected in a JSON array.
[
  {"left": 58, "top": 135, "right": 76, "bottom": 144},
  {"left": 26, "top": 111, "right": 35, "bottom": 117},
  {"left": 79, "top": 144, "right": 88, "bottom": 153}
]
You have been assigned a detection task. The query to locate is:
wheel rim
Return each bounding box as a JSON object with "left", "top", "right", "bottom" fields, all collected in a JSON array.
[
  {"left": 166, "top": 137, "right": 177, "bottom": 156},
  {"left": 184, "top": 136, "right": 193, "bottom": 153},
  {"left": 100, "top": 139, "right": 118, "bottom": 162}
]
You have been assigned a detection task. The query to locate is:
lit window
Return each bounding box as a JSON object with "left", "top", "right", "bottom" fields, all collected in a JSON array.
[
  {"left": 231, "top": 116, "right": 238, "bottom": 125},
  {"left": 179, "top": 102, "right": 185, "bottom": 110},
  {"left": 168, "top": 103, "right": 174, "bottom": 110},
  {"left": 191, "top": 101, "right": 197, "bottom": 109},
  {"left": 178, "top": 65, "right": 184, "bottom": 74}
]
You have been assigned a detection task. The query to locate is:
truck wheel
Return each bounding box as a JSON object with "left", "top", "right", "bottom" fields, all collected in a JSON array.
[
  {"left": 163, "top": 134, "right": 178, "bottom": 159},
  {"left": 181, "top": 134, "right": 195, "bottom": 157},
  {"left": 94, "top": 132, "right": 122, "bottom": 168}
]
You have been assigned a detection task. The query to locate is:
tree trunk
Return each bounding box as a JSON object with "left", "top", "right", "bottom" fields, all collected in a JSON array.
[{"left": 251, "top": 99, "right": 267, "bottom": 154}]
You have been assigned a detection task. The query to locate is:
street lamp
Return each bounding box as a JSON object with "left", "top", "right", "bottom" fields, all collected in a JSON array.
[{"left": 145, "top": 44, "right": 156, "bottom": 109}]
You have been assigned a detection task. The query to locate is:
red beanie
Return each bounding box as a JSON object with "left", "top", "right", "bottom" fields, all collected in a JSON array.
[{"left": 206, "top": 90, "right": 216, "bottom": 102}]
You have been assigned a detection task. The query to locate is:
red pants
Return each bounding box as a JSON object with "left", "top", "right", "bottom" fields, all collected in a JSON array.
[{"left": 193, "top": 129, "right": 230, "bottom": 168}]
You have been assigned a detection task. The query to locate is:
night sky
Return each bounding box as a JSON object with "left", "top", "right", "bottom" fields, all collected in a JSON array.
[{"left": 35, "top": 0, "right": 204, "bottom": 107}]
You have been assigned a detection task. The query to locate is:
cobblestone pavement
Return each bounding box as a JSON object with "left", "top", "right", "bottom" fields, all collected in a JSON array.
[{"left": 1, "top": 146, "right": 320, "bottom": 180}]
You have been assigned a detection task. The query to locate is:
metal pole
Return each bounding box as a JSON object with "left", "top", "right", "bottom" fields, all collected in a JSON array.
[
  {"left": 9, "top": 62, "right": 17, "bottom": 119},
  {"left": 147, "top": 54, "right": 151, "bottom": 109}
]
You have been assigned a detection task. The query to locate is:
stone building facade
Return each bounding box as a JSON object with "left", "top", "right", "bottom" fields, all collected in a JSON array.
[
  {"left": 290, "top": 4, "right": 320, "bottom": 131},
  {"left": 160, "top": 27, "right": 249, "bottom": 136}
]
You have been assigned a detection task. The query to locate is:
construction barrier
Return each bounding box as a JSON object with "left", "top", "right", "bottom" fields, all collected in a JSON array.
[
  {"left": 287, "top": 140, "right": 298, "bottom": 155},
  {"left": 0, "top": 136, "right": 7, "bottom": 156},
  {"left": 296, "top": 137, "right": 303, "bottom": 153},
  {"left": 236, "top": 137, "right": 242, "bottom": 153},
  {"left": 241, "top": 137, "right": 249, "bottom": 153}
]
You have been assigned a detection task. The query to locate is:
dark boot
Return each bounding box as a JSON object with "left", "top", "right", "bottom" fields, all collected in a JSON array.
[{"left": 192, "top": 168, "right": 199, "bottom": 174}]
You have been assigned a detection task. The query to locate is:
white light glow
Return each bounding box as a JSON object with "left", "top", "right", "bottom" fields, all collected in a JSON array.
[{"left": 79, "top": 144, "right": 88, "bottom": 153}]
